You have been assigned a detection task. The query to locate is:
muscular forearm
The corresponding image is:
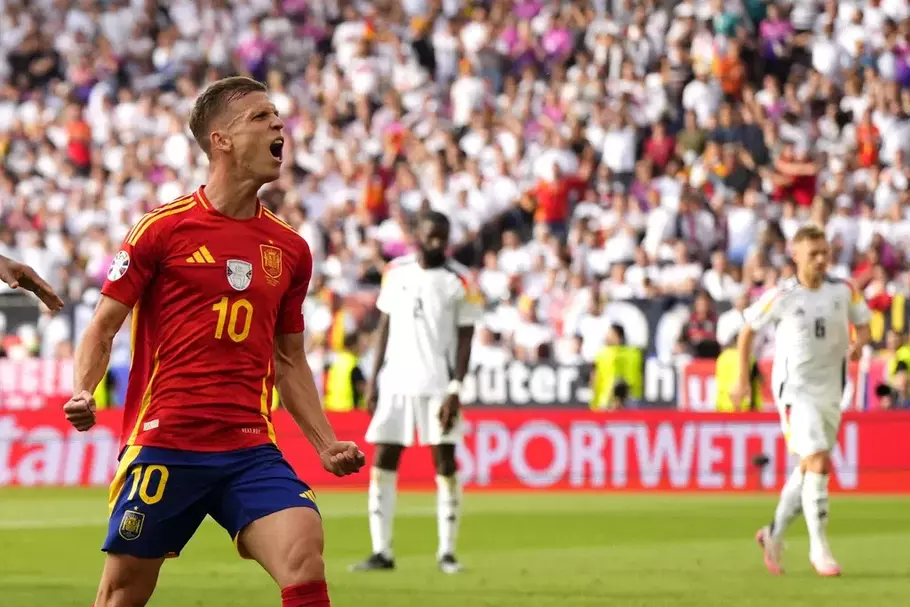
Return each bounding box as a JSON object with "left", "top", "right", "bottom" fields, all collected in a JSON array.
[
  {"left": 73, "top": 324, "right": 114, "bottom": 394},
  {"left": 736, "top": 327, "right": 754, "bottom": 380},
  {"left": 854, "top": 325, "right": 871, "bottom": 349},
  {"left": 370, "top": 314, "right": 390, "bottom": 383},
  {"left": 276, "top": 354, "right": 336, "bottom": 453},
  {"left": 453, "top": 327, "right": 474, "bottom": 383}
]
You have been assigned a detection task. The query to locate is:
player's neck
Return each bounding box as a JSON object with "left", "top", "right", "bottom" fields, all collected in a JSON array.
[
  {"left": 417, "top": 252, "right": 447, "bottom": 270},
  {"left": 418, "top": 259, "right": 445, "bottom": 270},
  {"left": 797, "top": 272, "right": 822, "bottom": 290},
  {"left": 204, "top": 169, "right": 262, "bottom": 220}
]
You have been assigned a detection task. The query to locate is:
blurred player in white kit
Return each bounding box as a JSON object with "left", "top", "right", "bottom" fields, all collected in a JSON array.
[
  {"left": 732, "top": 225, "right": 871, "bottom": 577},
  {"left": 351, "top": 211, "right": 482, "bottom": 574}
]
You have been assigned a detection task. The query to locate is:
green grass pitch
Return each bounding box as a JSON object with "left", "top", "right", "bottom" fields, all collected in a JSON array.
[{"left": 2, "top": 489, "right": 909, "bottom": 606}]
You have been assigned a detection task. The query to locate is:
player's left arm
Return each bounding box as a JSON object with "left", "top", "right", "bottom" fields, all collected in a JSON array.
[
  {"left": 440, "top": 274, "right": 483, "bottom": 432},
  {"left": 274, "top": 332, "right": 362, "bottom": 474},
  {"left": 846, "top": 281, "right": 872, "bottom": 360},
  {"left": 274, "top": 246, "right": 364, "bottom": 477}
]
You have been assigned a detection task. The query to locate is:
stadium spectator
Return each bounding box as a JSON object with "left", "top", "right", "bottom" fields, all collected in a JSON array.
[
  {"left": 677, "top": 290, "right": 722, "bottom": 359},
  {"left": 877, "top": 375, "right": 910, "bottom": 409},
  {"left": 323, "top": 332, "right": 367, "bottom": 413},
  {"left": 590, "top": 323, "right": 643, "bottom": 411}
]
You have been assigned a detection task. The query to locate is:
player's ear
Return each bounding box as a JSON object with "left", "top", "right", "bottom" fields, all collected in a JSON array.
[{"left": 210, "top": 130, "right": 231, "bottom": 154}]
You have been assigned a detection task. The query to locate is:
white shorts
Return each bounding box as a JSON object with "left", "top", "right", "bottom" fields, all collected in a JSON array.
[
  {"left": 777, "top": 401, "right": 842, "bottom": 459},
  {"left": 365, "top": 393, "right": 462, "bottom": 447}
]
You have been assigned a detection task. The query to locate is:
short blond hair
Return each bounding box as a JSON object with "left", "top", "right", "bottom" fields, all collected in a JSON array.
[{"left": 791, "top": 224, "right": 826, "bottom": 245}]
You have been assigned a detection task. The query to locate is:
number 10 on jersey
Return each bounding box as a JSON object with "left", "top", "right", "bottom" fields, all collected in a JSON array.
[{"left": 212, "top": 297, "right": 253, "bottom": 342}]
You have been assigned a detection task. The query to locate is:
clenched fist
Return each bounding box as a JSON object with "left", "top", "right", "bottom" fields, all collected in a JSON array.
[
  {"left": 64, "top": 390, "right": 97, "bottom": 432},
  {"left": 319, "top": 441, "right": 366, "bottom": 477}
]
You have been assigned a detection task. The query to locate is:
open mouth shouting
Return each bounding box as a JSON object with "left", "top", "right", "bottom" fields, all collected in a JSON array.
[{"left": 269, "top": 138, "right": 284, "bottom": 162}]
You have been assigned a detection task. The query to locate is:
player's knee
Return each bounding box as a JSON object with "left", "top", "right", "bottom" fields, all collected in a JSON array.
[
  {"left": 95, "top": 588, "right": 152, "bottom": 607},
  {"left": 803, "top": 452, "right": 832, "bottom": 474},
  {"left": 433, "top": 445, "right": 457, "bottom": 477},
  {"left": 96, "top": 572, "right": 155, "bottom": 607},
  {"left": 374, "top": 444, "right": 403, "bottom": 471},
  {"left": 283, "top": 536, "right": 326, "bottom": 585},
  {"left": 96, "top": 556, "right": 160, "bottom": 607}
]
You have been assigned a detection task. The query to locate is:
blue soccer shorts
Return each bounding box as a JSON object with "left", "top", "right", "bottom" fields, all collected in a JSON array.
[{"left": 104, "top": 444, "right": 318, "bottom": 559}]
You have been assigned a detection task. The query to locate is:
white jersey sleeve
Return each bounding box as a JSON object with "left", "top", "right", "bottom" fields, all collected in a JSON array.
[
  {"left": 846, "top": 282, "right": 872, "bottom": 326},
  {"left": 455, "top": 278, "right": 484, "bottom": 328},
  {"left": 456, "top": 294, "right": 483, "bottom": 327},
  {"left": 443, "top": 260, "right": 484, "bottom": 328},
  {"left": 376, "top": 255, "right": 415, "bottom": 314},
  {"left": 743, "top": 286, "right": 787, "bottom": 332},
  {"left": 376, "top": 269, "right": 395, "bottom": 313}
]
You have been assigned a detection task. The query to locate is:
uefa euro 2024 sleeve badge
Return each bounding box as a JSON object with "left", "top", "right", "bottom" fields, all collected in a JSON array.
[
  {"left": 226, "top": 259, "right": 253, "bottom": 291},
  {"left": 118, "top": 509, "right": 145, "bottom": 541},
  {"left": 107, "top": 250, "right": 130, "bottom": 282}
]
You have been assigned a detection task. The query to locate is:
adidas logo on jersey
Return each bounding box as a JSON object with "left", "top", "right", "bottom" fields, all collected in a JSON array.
[{"left": 186, "top": 246, "right": 216, "bottom": 264}]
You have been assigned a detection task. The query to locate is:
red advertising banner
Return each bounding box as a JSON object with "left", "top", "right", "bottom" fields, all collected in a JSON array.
[
  {"left": 0, "top": 358, "right": 73, "bottom": 410},
  {"left": 679, "top": 359, "right": 863, "bottom": 411},
  {"left": 2, "top": 409, "right": 910, "bottom": 493}
]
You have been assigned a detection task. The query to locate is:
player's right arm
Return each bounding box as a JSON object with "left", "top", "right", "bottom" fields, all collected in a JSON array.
[
  {"left": 65, "top": 214, "right": 164, "bottom": 431},
  {"left": 845, "top": 280, "right": 872, "bottom": 361},
  {"left": 365, "top": 267, "right": 395, "bottom": 415},
  {"left": 65, "top": 296, "right": 132, "bottom": 431},
  {"left": 731, "top": 287, "right": 785, "bottom": 405},
  {"left": 365, "top": 313, "right": 389, "bottom": 415}
]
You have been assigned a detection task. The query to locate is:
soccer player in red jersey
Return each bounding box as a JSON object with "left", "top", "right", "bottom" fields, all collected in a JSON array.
[{"left": 63, "top": 77, "right": 365, "bottom": 607}]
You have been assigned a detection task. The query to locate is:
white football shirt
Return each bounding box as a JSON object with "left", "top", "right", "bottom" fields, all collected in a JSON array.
[
  {"left": 744, "top": 277, "right": 871, "bottom": 406},
  {"left": 377, "top": 255, "right": 484, "bottom": 396}
]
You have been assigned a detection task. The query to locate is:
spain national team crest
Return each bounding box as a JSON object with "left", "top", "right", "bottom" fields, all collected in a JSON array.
[
  {"left": 226, "top": 259, "right": 253, "bottom": 291},
  {"left": 118, "top": 510, "right": 145, "bottom": 541},
  {"left": 260, "top": 244, "right": 283, "bottom": 286}
]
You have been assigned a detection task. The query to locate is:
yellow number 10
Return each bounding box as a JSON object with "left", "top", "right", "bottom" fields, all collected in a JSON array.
[
  {"left": 212, "top": 297, "right": 254, "bottom": 343},
  {"left": 127, "top": 465, "right": 169, "bottom": 505}
]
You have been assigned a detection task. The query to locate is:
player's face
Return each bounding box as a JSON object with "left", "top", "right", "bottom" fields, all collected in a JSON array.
[
  {"left": 219, "top": 91, "right": 285, "bottom": 183},
  {"left": 417, "top": 220, "right": 449, "bottom": 267},
  {"left": 795, "top": 237, "right": 830, "bottom": 279}
]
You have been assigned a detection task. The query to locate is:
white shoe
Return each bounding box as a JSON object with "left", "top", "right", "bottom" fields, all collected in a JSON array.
[
  {"left": 755, "top": 526, "right": 784, "bottom": 576},
  {"left": 438, "top": 554, "right": 463, "bottom": 574},
  {"left": 810, "top": 548, "right": 842, "bottom": 577}
]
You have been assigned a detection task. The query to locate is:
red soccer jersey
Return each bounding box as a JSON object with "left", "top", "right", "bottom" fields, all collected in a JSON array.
[{"left": 101, "top": 187, "right": 312, "bottom": 453}]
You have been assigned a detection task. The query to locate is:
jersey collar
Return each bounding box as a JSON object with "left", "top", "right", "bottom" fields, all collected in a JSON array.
[{"left": 195, "top": 185, "right": 264, "bottom": 220}]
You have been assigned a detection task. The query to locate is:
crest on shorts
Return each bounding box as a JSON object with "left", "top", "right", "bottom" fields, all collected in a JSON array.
[
  {"left": 118, "top": 509, "right": 145, "bottom": 541},
  {"left": 226, "top": 259, "right": 253, "bottom": 291},
  {"left": 260, "top": 244, "right": 283, "bottom": 285}
]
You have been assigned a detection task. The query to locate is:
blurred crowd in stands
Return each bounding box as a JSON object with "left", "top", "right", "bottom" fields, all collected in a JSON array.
[{"left": 2, "top": 0, "right": 910, "bottom": 384}]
